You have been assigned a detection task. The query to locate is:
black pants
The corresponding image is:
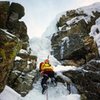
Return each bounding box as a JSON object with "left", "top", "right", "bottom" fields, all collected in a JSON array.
[{"left": 41, "top": 72, "right": 55, "bottom": 88}]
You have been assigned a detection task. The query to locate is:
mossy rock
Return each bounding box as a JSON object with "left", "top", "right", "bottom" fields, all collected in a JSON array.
[{"left": 0, "top": 29, "right": 22, "bottom": 92}]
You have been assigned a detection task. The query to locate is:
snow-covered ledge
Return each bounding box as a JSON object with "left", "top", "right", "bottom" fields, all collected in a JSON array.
[{"left": 0, "top": 86, "right": 22, "bottom": 100}]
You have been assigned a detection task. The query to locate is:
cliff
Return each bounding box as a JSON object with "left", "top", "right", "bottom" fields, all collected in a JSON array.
[{"left": 0, "top": 1, "right": 37, "bottom": 96}]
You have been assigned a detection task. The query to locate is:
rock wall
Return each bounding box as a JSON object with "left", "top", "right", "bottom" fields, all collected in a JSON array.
[
  {"left": 7, "top": 50, "right": 37, "bottom": 96},
  {"left": 51, "top": 8, "right": 100, "bottom": 66},
  {"left": 0, "top": 1, "right": 37, "bottom": 96},
  {"left": 6, "top": 2, "right": 29, "bottom": 49},
  {"left": 63, "top": 58, "right": 100, "bottom": 100},
  {"left": 0, "top": 29, "right": 21, "bottom": 93},
  {"left": 50, "top": 4, "right": 100, "bottom": 99}
]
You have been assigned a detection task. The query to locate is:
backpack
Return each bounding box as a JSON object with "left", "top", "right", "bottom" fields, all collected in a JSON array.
[{"left": 39, "top": 62, "right": 44, "bottom": 72}]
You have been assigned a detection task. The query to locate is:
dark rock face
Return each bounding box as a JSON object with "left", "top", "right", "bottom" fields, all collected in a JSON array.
[
  {"left": 0, "top": 1, "right": 9, "bottom": 28},
  {"left": 0, "top": 29, "right": 21, "bottom": 92},
  {"left": 8, "top": 2, "right": 25, "bottom": 19},
  {"left": 7, "top": 2, "right": 24, "bottom": 26},
  {"left": 51, "top": 9, "right": 100, "bottom": 66},
  {"left": 63, "top": 59, "right": 100, "bottom": 100},
  {"left": 0, "top": 1, "right": 37, "bottom": 96},
  {"left": 0, "top": 1, "right": 29, "bottom": 48},
  {"left": 8, "top": 52, "right": 37, "bottom": 96},
  {"left": 6, "top": 2, "right": 29, "bottom": 49},
  {"left": 7, "top": 21, "right": 29, "bottom": 45}
]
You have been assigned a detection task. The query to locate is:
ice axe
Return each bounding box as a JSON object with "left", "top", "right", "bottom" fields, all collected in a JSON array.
[{"left": 47, "top": 55, "right": 49, "bottom": 59}]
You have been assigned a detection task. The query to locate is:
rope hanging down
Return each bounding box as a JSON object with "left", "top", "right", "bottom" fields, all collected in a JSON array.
[{"left": 46, "top": 88, "right": 48, "bottom": 100}]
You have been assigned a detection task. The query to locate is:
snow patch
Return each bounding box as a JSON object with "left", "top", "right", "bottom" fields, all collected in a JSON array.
[
  {"left": 62, "top": 36, "right": 70, "bottom": 47},
  {"left": 89, "top": 17, "right": 100, "bottom": 54},
  {"left": 19, "top": 49, "right": 28, "bottom": 54},
  {"left": 66, "top": 16, "right": 90, "bottom": 25},
  {"left": 76, "top": 2, "right": 100, "bottom": 17},
  {"left": 15, "top": 56, "right": 22, "bottom": 61},
  {"left": 54, "top": 65, "right": 77, "bottom": 72},
  {"left": 0, "top": 86, "right": 22, "bottom": 100},
  {"left": 96, "top": 60, "right": 100, "bottom": 63},
  {"left": 1, "top": 29, "right": 16, "bottom": 38},
  {"left": 66, "top": 26, "right": 71, "bottom": 31},
  {"left": 66, "top": 94, "right": 80, "bottom": 100},
  {"left": 27, "top": 61, "right": 32, "bottom": 64}
]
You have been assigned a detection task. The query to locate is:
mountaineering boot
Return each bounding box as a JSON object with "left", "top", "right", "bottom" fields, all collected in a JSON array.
[
  {"left": 42, "top": 84, "right": 48, "bottom": 94},
  {"left": 51, "top": 78, "right": 57, "bottom": 86}
]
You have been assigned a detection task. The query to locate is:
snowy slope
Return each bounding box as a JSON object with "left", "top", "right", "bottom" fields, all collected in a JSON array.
[
  {"left": 29, "top": 28, "right": 80, "bottom": 100},
  {"left": 23, "top": 78, "right": 80, "bottom": 100},
  {"left": 0, "top": 82, "right": 80, "bottom": 100}
]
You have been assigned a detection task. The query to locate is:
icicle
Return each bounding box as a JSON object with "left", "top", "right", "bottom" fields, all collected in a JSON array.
[{"left": 60, "top": 37, "right": 70, "bottom": 59}]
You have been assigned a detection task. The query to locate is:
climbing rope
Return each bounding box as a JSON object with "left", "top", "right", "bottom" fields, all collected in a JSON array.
[{"left": 46, "top": 86, "right": 48, "bottom": 100}]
